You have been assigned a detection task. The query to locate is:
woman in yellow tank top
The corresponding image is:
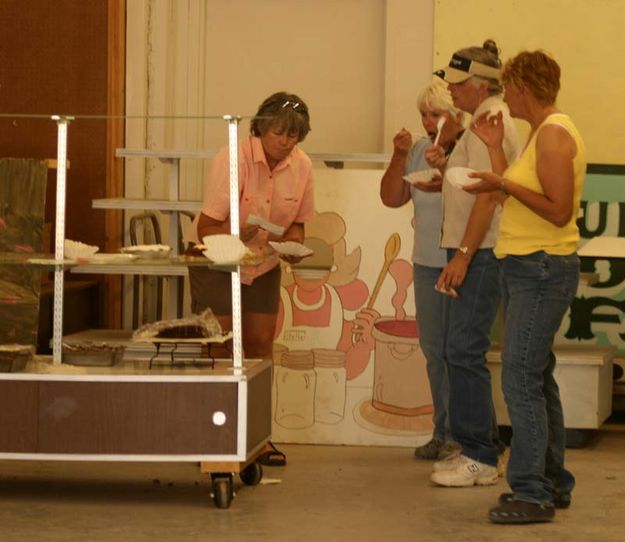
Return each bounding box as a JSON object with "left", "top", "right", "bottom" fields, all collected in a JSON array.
[{"left": 465, "top": 50, "right": 586, "bottom": 524}]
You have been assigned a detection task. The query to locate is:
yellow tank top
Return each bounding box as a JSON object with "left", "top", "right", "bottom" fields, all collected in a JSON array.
[{"left": 494, "top": 114, "right": 586, "bottom": 258}]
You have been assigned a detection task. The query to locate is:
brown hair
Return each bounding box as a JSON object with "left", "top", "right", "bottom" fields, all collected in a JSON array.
[
  {"left": 456, "top": 39, "right": 502, "bottom": 95},
  {"left": 502, "top": 50, "right": 561, "bottom": 104},
  {"left": 250, "top": 91, "right": 311, "bottom": 142}
]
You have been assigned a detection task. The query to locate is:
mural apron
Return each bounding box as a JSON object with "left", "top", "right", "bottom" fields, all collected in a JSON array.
[{"left": 274, "top": 284, "right": 347, "bottom": 427}]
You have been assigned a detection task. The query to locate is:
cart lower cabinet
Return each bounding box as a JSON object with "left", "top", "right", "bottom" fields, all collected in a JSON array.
[{"left": 0, "top": 358, "right": 272, "bottom": 461}]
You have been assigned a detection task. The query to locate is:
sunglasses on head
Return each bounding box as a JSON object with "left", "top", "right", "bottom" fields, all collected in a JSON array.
[{"left": 281, "top": 100, "right": 308, "bottom": 115}]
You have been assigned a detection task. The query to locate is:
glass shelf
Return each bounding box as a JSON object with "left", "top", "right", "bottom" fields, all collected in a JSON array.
[
  {"left": 0, "top": 252, "right": 263, "bottom": 274},
  {"left": 91, "top": 198, "right": 202, "bottom": 212},
  {"left": 0, "top": 113, "right": 259, "bottom": 121}
]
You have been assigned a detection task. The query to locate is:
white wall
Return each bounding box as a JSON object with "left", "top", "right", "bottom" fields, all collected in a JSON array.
[
  {"left": 435, "top": 0, "right": 625, "bottom": 164},
  {"left": 122, "top": 0, "right": 434, "bottom": 326},
  {"left": 124, "top": 0, "right": 435, "bottom": 199}
]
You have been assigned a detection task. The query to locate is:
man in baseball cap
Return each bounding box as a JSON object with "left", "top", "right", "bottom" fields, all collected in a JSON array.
[{"left": 434, "top": 52, "right": 501, "bottom": 84}]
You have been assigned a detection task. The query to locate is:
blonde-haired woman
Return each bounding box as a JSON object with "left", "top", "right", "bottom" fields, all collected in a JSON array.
[
  {"left": 380, "top": 82, "right": 464, "bottom": 460},
  {"left": 467, "top": 50, "right": 586, "bottom": 524}
]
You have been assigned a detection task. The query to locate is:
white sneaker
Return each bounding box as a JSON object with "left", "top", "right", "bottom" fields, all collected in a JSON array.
[
  {"left": 432, "top": 451, "right": 462, "bottom": 472},
  {"left": 430, "top": 454, "right": 499, "bottom": 487},
  {"left": 434, "top": 450, "right": 506, "bottom": 475}
]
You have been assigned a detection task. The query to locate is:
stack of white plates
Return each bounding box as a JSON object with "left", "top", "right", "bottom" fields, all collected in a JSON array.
[{"left": 202, "top": 234, "right": 249, "bottom": 264}]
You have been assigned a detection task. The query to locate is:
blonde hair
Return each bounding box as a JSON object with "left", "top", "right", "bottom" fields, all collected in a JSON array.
[
  {"left": 417, "top": 83, "right": 464, "bottom": 123},
  {"left": 502, "top": 50, "right": 561, "bottom": 105}
]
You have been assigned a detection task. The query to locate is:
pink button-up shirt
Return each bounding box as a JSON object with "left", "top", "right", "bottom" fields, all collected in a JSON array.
[{"left": 189, "top": 135, "right": 315, "bottom": 284}]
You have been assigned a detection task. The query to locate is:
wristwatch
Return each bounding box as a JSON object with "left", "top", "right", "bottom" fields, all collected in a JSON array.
[{"left": 458, "top": 245, "right": 471, "bottom": 257}]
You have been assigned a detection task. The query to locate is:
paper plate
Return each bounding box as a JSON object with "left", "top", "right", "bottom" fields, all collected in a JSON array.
[
  {"left": 246, "top": 214, "right": 285, "bottom": 236},
  {"left": 434, "top": 283, "right": 459, "bottom": 299},
  {"left": 403, "top": 168, "right": 441, "bottom": 185},
  {"left": 446, "top": 167, "right": 477, "bottom": 189},
  {"left": 64, "top": 239, "right": 99, "bottom": 259},
  {"left": 269, "top": 241, "right": 314, "bottom": 257},
  {"left": 121, "top": 244, "right": 172, "bottom": 259},
  {"left": 202, "top": 234, "right": 249, "bottom": 264}
]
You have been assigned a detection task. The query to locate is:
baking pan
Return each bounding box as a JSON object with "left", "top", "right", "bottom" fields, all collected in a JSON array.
[
  {"left": 62, "top": 343, "right": 125, "bottom": 367},
  {"left": 0, "top": 344, "right": 34, "bottom": 372}
]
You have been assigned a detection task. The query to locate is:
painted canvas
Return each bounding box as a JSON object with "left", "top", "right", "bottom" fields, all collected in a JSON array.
[
  {"left": 270, "top": 168, "right": 433, "bottom": 448},
  {"left": 0, "top": 159, "right": 48, "bottom": 346}
]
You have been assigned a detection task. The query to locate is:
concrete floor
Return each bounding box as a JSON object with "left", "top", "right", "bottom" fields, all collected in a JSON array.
[{"left": 0, "top": 428, "right": 624, "bottom": 542}]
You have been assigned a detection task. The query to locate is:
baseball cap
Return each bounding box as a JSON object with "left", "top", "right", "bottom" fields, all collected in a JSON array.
[{"left": 434, "top": 53, "right": 501, "bottom": 84}]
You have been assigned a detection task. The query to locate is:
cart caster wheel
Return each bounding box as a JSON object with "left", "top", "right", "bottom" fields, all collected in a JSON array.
[
  {"left": 211, "top": 473, "right": 234, "bottom": 509},
  {"left": 240, "top": 462, "right": 263, "bottom": 486}
]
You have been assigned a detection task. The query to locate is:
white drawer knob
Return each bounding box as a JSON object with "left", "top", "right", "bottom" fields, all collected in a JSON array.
[{"left": 212, "top": 411, "right": 227, "bottom": 426}]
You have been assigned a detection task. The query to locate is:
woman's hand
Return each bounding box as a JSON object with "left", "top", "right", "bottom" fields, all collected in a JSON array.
[
  {"left": 239, "top": 224, "right": 260, "bottom": 242},
  {"left": 414, "top": 177, "right": 443, "bottom": 193},
  {"left": 380, "top": 130, "right": 413, "bottom": 208},
  {"left": 393, "top": 128, "right": 413, "bottom": 156},
  {"left": 471, "top": 110, "right": 504, "bottom": 149},
  {"left": 277, "top": 222, "right": 306, "bottom": 264},
  {"left": 436, "top": 254, "right": 470, "bottom": 291},
  {"left": 425, "top": 144, "right": 447, "bottom": 170}
]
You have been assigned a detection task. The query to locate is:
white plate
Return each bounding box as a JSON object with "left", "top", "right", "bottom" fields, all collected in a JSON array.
[
  {"left": 269, "top": 241, "right": 314, "bottom": 257},
  {"left": 121, "top": 244, "right": 172, "bottom": 259},
  {"left": 202, "top": 234, "right": 250, "bottom": 264},
  {"left": 64, "top": 239, "right": 99, "bottom": 259},
  {"left": 446, "top": 167, "right": 477, "bottom": 189},
  {"left": 246, "top": 214, "right": 285, "bottom": 236},
  {"left": 403, "top": 168, "right": 441, "bottom": 184},
  {"left": 434, "top": 284, "right": 459, "bottom": 298}
]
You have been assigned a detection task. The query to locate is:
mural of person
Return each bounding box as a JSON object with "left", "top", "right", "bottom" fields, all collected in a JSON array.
[
  {"left": 273, "top": 212, "right": 376, "bottom": 429},
  {"left": 275, "top": 212, "right": 376, "bottom": 381},
  {"left": 273, "top": 211, "right": 436, "bottom": 440}
]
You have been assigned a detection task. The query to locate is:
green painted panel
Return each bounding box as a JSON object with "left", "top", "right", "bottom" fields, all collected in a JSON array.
[
  {"left": 559, "top": 171, "right": 625, "bottom": 357},
  {"left": 0, "top": 159, "right": 48, "bottom": 346}
]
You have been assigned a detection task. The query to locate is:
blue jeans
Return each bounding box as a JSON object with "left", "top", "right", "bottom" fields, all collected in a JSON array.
[
  {"left": 501, "top": 252, "right": 578, "bottom": 505},
  {"left": 413, "top": 263, "right": 450, "bottom": 442},
  {"left": 446, "top": 248, "right": 502, "bottom": 466}
]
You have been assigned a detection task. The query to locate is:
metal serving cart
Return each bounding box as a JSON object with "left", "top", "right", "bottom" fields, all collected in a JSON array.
[{"left": 0, "top": 114, "right": 271, "bottom": 509}]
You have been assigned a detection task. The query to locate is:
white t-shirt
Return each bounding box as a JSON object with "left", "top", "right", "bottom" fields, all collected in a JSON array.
[{"left": 441, "top": 96, "right": 520, "bottom": 249}]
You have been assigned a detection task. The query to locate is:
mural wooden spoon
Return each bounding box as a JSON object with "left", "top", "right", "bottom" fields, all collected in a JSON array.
[
  {"left": 367, "top": 232, "right": 401, "bottom": 310},
  {"left": 355, "top": 232, "right": 401, "bottom": 341}
]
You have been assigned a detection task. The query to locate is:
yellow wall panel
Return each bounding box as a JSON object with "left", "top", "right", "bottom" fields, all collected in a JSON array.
[{"left": 434, "top": 0, "right": 625, "bottom": 164}]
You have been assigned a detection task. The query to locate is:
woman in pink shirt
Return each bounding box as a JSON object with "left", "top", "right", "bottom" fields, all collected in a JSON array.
[
  {"left": 189, "top": 91, "right": 314, "bottom": 354},
  {"left": 188, "top": 92, "right": 315, "bottom": 464}
]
